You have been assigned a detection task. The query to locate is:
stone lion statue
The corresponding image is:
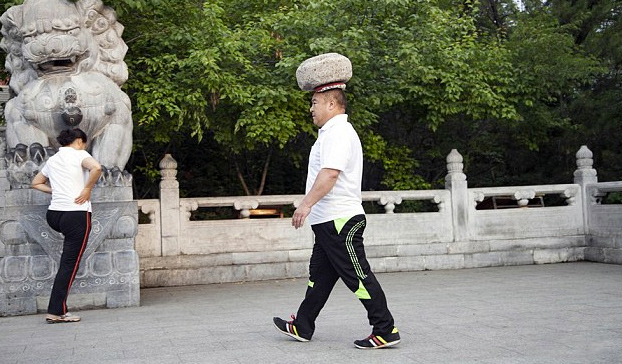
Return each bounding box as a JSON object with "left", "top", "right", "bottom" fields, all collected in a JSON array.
[{"left": 0, "top": 0, "right": 132, "bottom": 170}]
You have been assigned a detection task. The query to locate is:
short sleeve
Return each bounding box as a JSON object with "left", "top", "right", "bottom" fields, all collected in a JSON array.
[
  {"left": 320, "top": 127, "right": 352, "bottom": 171},
  {"left": 78, "top": 150, "right": 92, "bottom": 163},
  {"left": 40, "top": 162, "right": 50, "bottom": 177}
]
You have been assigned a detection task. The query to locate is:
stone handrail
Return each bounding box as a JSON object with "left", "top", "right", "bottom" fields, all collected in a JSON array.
[
  {"left": 586, "top": 181, "right": 622, "bottom": 204},
  {"left": 471, "top": 184, "right": 581, "bottom": 207},
  {"left": 137, "top": 199, "right": 159, "bottom": 224},
  {"left": 183, "top": 195, "right": 302, "bottom": 219},
  {"left": 172, "top": 189, "right": 450, "bottom": 220},
  {"left": 131, "top": 147, "right": 622, "bottom": 289}
]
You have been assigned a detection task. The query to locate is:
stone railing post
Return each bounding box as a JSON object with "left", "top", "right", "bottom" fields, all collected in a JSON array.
[
  {"left": 0, "top": 126, "right": 8, "bottom": 208},
  {"left": 445, "top": 149, "right": 469, "bottom": 241},
  {"left": 379, "top": 194, "right": 402, "bottom": 213},
  {"left": 573, "top": 145, "right": 598, "bottom": 233},
  {"left": 159, "top": 154, "right": 181, "bottom": 256}
]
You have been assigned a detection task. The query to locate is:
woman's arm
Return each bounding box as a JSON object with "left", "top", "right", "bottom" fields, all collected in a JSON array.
[
  {"left": 31, "top": 172, "right": 52, "bottom": 194},
  {"left": 75, "top": 157, "right": 103, "bottom": 205}
]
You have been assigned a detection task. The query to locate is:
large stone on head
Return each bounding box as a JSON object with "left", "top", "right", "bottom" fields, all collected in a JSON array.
[{"left": 296, "top": 53, "right": 352, "bottom": 92}]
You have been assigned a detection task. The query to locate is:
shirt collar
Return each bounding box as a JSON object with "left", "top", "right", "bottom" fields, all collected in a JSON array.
[{"left": 319, "top": 113, "right": 348, "bottom": 133}]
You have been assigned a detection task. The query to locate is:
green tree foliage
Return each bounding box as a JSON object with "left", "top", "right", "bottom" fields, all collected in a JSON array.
[
  {"left": 456, "top": 0, "right": 617, "bottom": 186},
  {"left": 404, "top": 0, "right": 606, "bottom": 188},
  {"left": 0, "top": 0, "right": 620, "bottom": 197},
  {"left": 552, "top": 0, "right": 622, "bottom": 183},
  {"left": 107, "top": 0, "right": 312, "bottom": 196}
]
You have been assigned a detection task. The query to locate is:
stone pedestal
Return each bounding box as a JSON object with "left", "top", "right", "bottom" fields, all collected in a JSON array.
[
  {"left": 445, "top": 149, "right": 469, "bottom": 242},
  {"left": 0, "top": 187, "right": 140, "bottom": 316},
  {"left": 0, "top": 0, "right": 139, "bottom": 316}
]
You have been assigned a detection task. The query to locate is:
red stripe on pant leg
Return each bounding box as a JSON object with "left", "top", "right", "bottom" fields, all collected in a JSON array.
[{"left": 63, "top": 212, "right": 91, "bottom": 314}]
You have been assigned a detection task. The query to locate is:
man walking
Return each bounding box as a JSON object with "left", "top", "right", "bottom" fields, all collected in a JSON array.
[{"left": 273, "top": 53, "right": 400, "bottom": 349}]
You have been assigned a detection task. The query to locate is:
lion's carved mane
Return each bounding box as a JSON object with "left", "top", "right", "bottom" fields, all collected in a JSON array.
[{"left": 0, "top": 0, "right": 132, "bottom": 170}]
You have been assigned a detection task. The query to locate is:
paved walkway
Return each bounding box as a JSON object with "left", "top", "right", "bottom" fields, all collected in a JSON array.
[{"left": 1, "top": 262, "right": 621, "bottom": 364}]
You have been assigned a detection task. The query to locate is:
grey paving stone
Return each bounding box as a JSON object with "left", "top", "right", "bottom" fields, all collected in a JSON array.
[{"left": 1, "top": 262, "right": 621, "bottom": 364}]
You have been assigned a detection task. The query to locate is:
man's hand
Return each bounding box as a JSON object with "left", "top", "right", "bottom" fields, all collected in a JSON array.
[
  {"left": 292, "top": 204, "right": 312, "bottom": 229},
  {"left": 291, "top": 168, "right": 340, "bottom": 229}
]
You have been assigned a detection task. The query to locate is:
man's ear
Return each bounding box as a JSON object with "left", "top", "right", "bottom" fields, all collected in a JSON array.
[{"left": 327, "top": 97, "right": 336, "bottom": 110}]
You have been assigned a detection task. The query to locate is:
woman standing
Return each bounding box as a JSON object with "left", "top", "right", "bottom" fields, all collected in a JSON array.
[{"left": 31, "top": 128, "right": 102, "bottom": 323}]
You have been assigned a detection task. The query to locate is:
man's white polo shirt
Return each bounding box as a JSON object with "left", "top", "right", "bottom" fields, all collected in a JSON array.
[{"left": 306, "top": 113, "right": 365, "bottom": 225}]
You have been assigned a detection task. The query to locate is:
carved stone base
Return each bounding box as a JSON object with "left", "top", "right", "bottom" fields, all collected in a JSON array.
[{"left": 0, "top": 196, "right": 139, "bottom": 316}]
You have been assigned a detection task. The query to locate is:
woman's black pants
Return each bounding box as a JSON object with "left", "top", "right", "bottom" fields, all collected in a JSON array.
[{"left": 45, "top": 210, "right": 91, "bottom": 315}]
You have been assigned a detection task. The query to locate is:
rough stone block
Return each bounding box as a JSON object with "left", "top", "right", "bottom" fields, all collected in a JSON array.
[
  {"left": 533, "top": 248, "right": 582, "bottom": 264},
  {"left": 113, "top": 250, "right": 139, "bottom": 274},
  {"left": 382, "top": 257, "right": 400, "bottom": 271},
  {"left": 0, "top": 293, "right": 37, "bottom": 316},
  {"left": 296, "top": 53, "right": 352, "bottom": 91},
  {"left": 26, "top": 242, "right": 46, "bottom": 256},
  {"left": 232, "top": 251, "right": 287, "bottom": 265},
  {"left": 365, "top": 245, "right": 398, "bottom": 258},
  {"left": 393, "top": 256, "right": 425, "bottom": 271},
  {"left": 424, "top": 254, "right": 465, "bottom": 270},
  {"left": 4, "top": 189, "right": 50, "bottom": 206},
  {"left": 175, "top": 253, "right": 233, "bottom": 268},
  {"left": 490, "top": 237, "right": 585, "bottom": 252},
  {"left": 574, "top": 247, "right": 586, "bottom": 261},
  {"left": 106, "top": 285, "right": 140, "bottom": 308},
  {"left": 500, "top": 251, "right": 534, "bottom": 266},
  {"left": 90, "top": 252, "right": 113, "bottom": 277},
  {"left": 288, "top": 249, "right": 311, "bottom": 262},
  {"left": 285, "top": 261, "right": 308, "bottom": 278},
  {"left": 2, "top": 256, "right": 28, "bottom": 282},
  {"left": 369, "top": 257, "right": 388, "bottom": 273},
  {"left": 29, "top": 255, "right": 54, "bottom": 280},
  {"left": 589, "top": 235, "right": 620, "bottom": 249},
  {"left": 198, "top": 265, "right": 246, "bottom": 285},
  {"left": 396, "top": 243, "right": 447, "bottom": 256},
  {"left": 75, "top": 259, "right": 88, "bottom": 278},
  {"left": 92, "top": 187, "right": 134, "bottom": 202},
  {"left": 464, "top": 252, "right": 503, "bottom": 269},
  {"left": 110, "top": 215, "right": 138, "bottom": 239},
  {"left": 98, "top": 238, "right": 135, "bottom": 252},
  {"left": 245, "top": 263, "right": 288, "bottom": 281},
  {"left": 584, "top": 247, "right": 604, "bottom": 262},
  {"left": 144, "top": 264, "right": 248, "bottom": 287},
  {"left": 37, "top": 292, "right": 107, "bottom": 312},
  {"left": 6, "top": 244, "right": 29, "bottom": 256},
  {"left": 36, "top": 295, "right": 48, "bottom": 312},
  {"left": 447, "top": 241, "right": 490, "bottom": 254},
  {"left": 604, "top": 248, "right": 622, "bottom": 264},
  {"left": 0, "top": 220, "right": 27, "bottom": 245}
]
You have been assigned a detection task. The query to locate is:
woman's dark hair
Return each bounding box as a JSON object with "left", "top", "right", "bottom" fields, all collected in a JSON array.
[{"left": 56, "top": 128, "right": 88, "bottom": 147}]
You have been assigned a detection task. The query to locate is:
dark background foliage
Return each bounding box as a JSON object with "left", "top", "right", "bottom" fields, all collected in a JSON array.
[{"left": 1, "top": 0, "right": 620, "bottom": 198}]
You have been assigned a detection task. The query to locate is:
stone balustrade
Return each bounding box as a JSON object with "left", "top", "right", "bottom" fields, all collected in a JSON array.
[{"left": 135, "top": 147, "right": 622, "bottom": 288}]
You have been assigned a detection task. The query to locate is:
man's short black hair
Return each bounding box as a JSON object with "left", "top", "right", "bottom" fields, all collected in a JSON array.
[
  {"left": 56, "top": 128, "right": 88, "bottom": 147},
  {"left": 320, "top": 88, "right": 347, "bottom": 110}
]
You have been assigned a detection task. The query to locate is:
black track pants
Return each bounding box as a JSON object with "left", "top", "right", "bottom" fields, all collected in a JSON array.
[
  {"left": 294, "top": 214, "right": 395, "bottom": 338},
  {"left": 46, "top": 210, "right": 91, "bottom": 315}
]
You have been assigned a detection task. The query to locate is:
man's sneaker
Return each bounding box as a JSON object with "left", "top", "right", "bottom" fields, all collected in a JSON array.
[
  {"left": 273, "top": 315, "right": 310, "bottom": 342},
  {"left": 354, "top": 327, "right": 400, "bottom": 349},
  {"left": 45, "top": 312, "right": 81, "bottom": 324}
]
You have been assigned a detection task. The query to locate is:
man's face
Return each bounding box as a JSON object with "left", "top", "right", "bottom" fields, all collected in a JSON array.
[{"left": 310, "top": 92, "right": 331, "bottom": 127}]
